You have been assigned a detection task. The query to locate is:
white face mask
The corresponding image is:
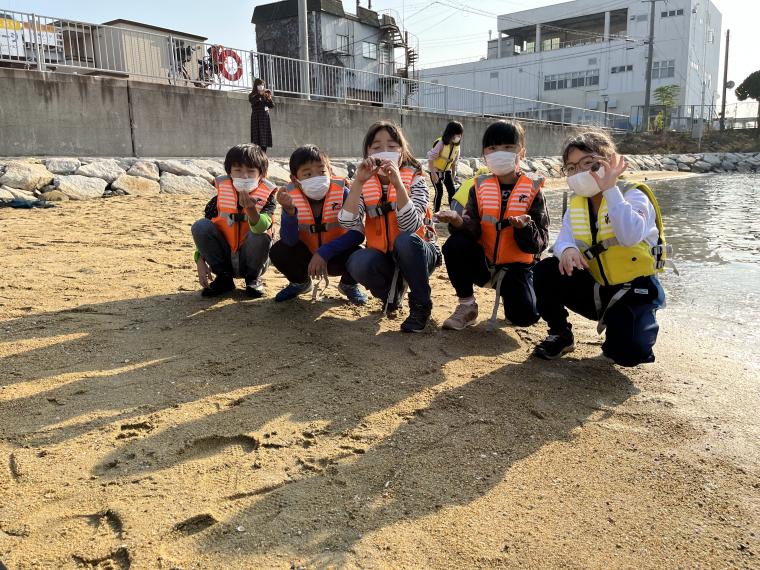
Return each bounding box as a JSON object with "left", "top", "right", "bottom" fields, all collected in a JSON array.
[
  {"left": 567, "top": 167, "right": 605, "bottom": 198},
  {"left": 485, "top": 151, "right": 517, "bottom": 176},
  {"left": 452, "top": 136, "right": 462, "bottom": 144},
  {"left": 257, "top": 85, "right": 265, "bottom": 92},
  {"left": 370, "top": 151, "right": 401, "bottom": 164},
  {"left": 299, "top": 175, "right": 330, "bottom": 201},
  {"left": 233, "top": 178, "right": 259, "bottom": 193}
]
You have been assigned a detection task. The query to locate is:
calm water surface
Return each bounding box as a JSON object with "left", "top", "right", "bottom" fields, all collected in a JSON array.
[{"left": 544, "top": 173, "right": 760, "bottom": 362}]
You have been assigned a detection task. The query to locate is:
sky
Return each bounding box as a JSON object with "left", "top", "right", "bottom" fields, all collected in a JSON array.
[{"left": 3, "top": 0, "right": 755, "bottom": 103}]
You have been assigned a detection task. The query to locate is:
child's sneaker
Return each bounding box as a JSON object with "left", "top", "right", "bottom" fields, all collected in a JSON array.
[
  {"left": 400, "top": 303, "right": 431, "bottom": 333},
  {"left": 338, "top": 282, "right": 368, "bottom": 305},
  {"left": 201, "top": 274, "right": 235, "bottom": 297},
  {"left": 245, "top": 279, "right": 265, "bottom": 298},
  {"left": 442, "top": 302, "right": 478, "bottom": 330},
  {"left": 275, "top": 280, "right": 312, "bottom": 302},
  {"left": 533, "top": 330, "right": 575, "bottom": 360}
]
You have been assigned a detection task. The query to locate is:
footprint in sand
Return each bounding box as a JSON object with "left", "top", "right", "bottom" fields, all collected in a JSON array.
[
  {"left": 177, "top": 434, "right": 260, "bottom": 461},
  {"left": 173, "top": 513, "right": 218, "bottom": 536}
]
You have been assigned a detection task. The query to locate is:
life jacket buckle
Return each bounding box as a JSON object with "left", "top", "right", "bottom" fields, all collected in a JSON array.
[
  {"left": 583, "top": 242, "right": 607, "bottom": 260},
  {"left": 494, "top": 219, "right": 512, "bottom": 231},
  {"left": 309, "top": 223, "right": 327, "bottom": 233}
]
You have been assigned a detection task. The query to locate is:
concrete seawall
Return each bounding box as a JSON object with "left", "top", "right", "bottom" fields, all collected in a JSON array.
[{"left": 1, "top": 68, "right": 573, "bottom": 159}]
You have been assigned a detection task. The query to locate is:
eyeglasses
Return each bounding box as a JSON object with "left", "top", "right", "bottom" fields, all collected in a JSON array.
[{"left": 562, "top": 155, "right": 601, "bottom": 176}]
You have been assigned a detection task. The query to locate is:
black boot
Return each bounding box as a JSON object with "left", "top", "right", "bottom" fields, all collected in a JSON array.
[
  {"left": 201, "top": 273, "right": 235, "bottom": 297},
  {"left": 400, "top": 303, "right": 432, "bottom": 333}
]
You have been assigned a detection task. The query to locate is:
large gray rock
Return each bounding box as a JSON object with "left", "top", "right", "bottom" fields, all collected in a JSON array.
[
  {"left": 676, "top": 154, "right": 697, "bottom": 165},
  {"left": 75, "top": 159, "right": 125, "bottom": 184},
  {"left": 193, "top": 159, "right": 226, "bottom": 178},
  {"left": 3, "top": 186, "right": 37, "bottom": 200},
  {"left": 701, "top": 153, "right": 722, "bottom": 165},
  {"left": 40, "top": 189, "right": 69, "bottom": 201},
  {"left": 45, "top": 157, "right": 81, "bottom": 175},
  {"left": 159, "top": 172, "right": 214, "bottom": 197},
  {"left": 330, "top": 162, "right": 349, "bottom": 180},
  {"left": 677, "top": 163, "right": 692, "bottom": 172},
  {"left": 0, "top": 161, "right": 54, "bottom": 191},
  {"left": 660, "top": 157, "right": 677, "bottom": 165},
  {"left": 112, "top": 174, "right": 160, "bottom": 196},
  {"left": 55, "top": 174, "right": 108, "bottom": 200},
  {"left": 156, "top": 160, "right": 214, "bottom": 183},
  {"left": 691, "top": 160, "right": 714, "bottom": 173},
  {"left": 127, "top": 160, "right": 160, "bottom": 181},
  {"left": 661, "top": 163, "right": 679, "bottom": 171},
  {"left": 456, "top": 160, "right": 473, "bottom": 178},
  {"left": 720, "top": 160, "right": 737, "bottom": 171},
  {"left": 116, "top": 157, "right": 139, "bottom": 171},
  {"left": 265, "top": 162, "right": 290, "bottom": 185}
]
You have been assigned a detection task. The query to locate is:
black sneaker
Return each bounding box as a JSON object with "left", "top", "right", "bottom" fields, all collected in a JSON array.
[
  {"left": 400, "top": 303, "right": 431, "bottom": 333},
  {"left": 201, "top": 274, "right": 235, "bottom": 297},
  {"left": 533, "top": 330, "right": 575, "bottom": 360},
  {"left": 245, "top": 280, "right": 265, "bottom": 298}
]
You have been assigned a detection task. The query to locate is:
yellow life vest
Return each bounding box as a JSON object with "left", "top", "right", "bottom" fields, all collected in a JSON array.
[
  {"left": 569, "top": 181, "right": 670, "bottom": 286},
  {"left": 452, "top": 166, "right": 490, "bottom": 210},
  {"left": 431, "top": 137, "right": 460, "bottom": 172}
]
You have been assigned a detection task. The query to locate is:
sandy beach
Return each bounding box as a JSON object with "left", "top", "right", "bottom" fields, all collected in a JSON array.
[{"left": 0, "top": 174, "right": 758, "bottom": 569}]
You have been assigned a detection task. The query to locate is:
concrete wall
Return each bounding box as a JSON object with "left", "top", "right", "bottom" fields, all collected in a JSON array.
[{"left": 0, "top": 68, "right": 571, "bottom": 159}]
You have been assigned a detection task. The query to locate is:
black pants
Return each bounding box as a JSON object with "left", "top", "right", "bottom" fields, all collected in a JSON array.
[
  {"left": 269, "top": 240, "right": 358, "bottom": 285},
  {"left": 533, "top": 256, "right": 665, "bottom": 367},
  {"left": 432, "top": 171, "right": 456, "bottom": 212},
  {"left": 442, "top": 231, "right": 539, "bottom": 327}
]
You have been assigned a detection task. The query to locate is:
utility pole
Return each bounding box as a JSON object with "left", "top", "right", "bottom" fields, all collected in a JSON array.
[
  {"left": 720, "top": 29, "right": 730, "bottom": 131},
  {"left": 641, "top": 0, "right": 660, "bottom": 132},
  {"left": 298, "top": 0, "right": 311, "bottom": 100}
]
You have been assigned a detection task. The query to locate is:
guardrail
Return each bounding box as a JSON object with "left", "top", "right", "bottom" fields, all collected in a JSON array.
[{"left": 1, "top": 9, "right": 631, "bottom": 130}]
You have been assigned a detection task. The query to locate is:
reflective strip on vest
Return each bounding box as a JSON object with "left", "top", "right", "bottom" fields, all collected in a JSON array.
[{"left": 475, "top": 173, "right": 542, "bottom": 265}]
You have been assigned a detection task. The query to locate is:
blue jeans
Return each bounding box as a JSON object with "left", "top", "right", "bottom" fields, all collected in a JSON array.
[
  {"left": 191, "top": 218, "right": 271, "bottom": 284},
  {"left": 346, "top": 233, "right": 441, "bottom": 308}
]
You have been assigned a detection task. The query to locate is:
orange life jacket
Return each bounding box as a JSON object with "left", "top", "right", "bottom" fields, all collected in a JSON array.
[
  {"left": 362, "top": 166, "right": 434, "bottom": 253},
  {"left": 475, "top": 173, "right": 544, "bottom": 265},
  {"left": 287, "top": 178, "right": 348, "bottom": 253},
  {"left": 212, "top": 175, "right": 274, "bottom": 252}
]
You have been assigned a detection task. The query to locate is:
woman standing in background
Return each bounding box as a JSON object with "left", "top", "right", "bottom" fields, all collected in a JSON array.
[{"left": 249, "top": 78, "right": 274, "bottom": 152}]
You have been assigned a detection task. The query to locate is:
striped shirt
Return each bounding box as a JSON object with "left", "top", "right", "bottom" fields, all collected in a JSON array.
[{"left": 339, "top": 175, "right": 429, "bottom": 234}]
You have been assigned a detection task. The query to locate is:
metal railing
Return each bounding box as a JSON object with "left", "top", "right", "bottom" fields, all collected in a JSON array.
[
  {"left": 1, "top": 9, "right": 630, "bottom": 129},
  {"left": 631, "top": 102, "right": 760, "bottom": 132}
]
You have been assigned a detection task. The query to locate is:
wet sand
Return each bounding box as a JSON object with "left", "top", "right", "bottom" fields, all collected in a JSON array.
[{"left": 0, "top": 175, "right": 757, "bottom": 569}]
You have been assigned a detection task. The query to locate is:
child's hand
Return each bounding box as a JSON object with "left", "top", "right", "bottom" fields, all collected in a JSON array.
[
  {"left": 435, "top": 209, "right": 463, "bottom": 228},
  {"left": 308, "top": 253, "right": 328, "bottom": 280},
  {"left": 196, "top": 258, "right": 212, "bottom": 288},
  {"left": 354, "top": 158, "right": 379, "bottom": 185},
  {"left": 506, "top": 214, "right": 531, "bottom": 229},
  {"left": 430, "top": 170, "right": 440, "bottom": 184},
  {"left": 591, "top": 153, "right": 627, "bottom": 192},
  {"left": 238, "top": 190, "right": 258, "bottom": 210},
  {"left": 276, "top": 187, "right": 295, "bottom": 214},
  {"left": 380, "top": 160, "right": 404, "bottom": 192},
  {"left": 559, "top": 247, "right": 589, "bottom": 276}
]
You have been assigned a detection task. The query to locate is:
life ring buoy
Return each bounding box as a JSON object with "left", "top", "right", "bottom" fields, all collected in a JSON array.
[{"left": 217, "top": 48, "right": 243, "bottom": 82}]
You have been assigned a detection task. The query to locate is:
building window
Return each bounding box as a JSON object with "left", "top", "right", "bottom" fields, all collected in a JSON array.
[
  {"left": 490, "top": 71, "right": 499, "bottom": 79},
  {"left": 336, "top": 34, "right": 349, "bottom": 54},
  {"left": 541, "top": 37, "right": 560, "bottom": 51},
  {"left": 362, "top": 41, "right": 377, "bottom": 60},
  {"left": 545, "top": 69, "right": 599, "bottom": 90},
  {"left": 611, "top": 65, "right": 634, "bottom": 74},
  {"left": 652, "top": 59, "right": 675, "bottom": 79},
  {"left": 662, "top": 9, "right": 685, "bottom": 18},
  {"left": 588, "top": 57, "right": 598, "bottom": 65}
]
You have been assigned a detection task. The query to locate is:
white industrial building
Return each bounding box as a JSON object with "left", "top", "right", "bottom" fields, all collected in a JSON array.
[{"left": 419, "top": 0, "right": 722, "bottom": 129}]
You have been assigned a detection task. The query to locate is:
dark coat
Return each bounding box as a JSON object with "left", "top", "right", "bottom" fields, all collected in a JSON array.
[{"left": 249, "top": 91, "right": 274, "bottom": 149}]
